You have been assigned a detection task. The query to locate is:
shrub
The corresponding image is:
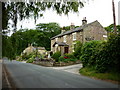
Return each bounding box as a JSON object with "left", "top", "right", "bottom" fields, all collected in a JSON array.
[
  {"left": 73, "top": 41, "right": 83, "bottom": 59},
  {"left": 67, "top": 58, "right": 77, "bottom": 62},
  {"left": 95, "top": 33, "right": 120, "bottom": 73},
  {"left": 80, "top": 40, "right": 101, "bottom": 67},
  {"left": 22, "top": 53, "right": 34, "bottom": 60},
  {"left": 26, "top": 58, "right": 34, "bottom": 63},
  {"left": 51, "top": 51, "right": 61, "bottom": 62},
  {"left": 59, "top": 56, "right": 65, "bottom": 62},
  {"left": 80, "top": 33, "right": 120, "bottom": 73},
  {"left": 59, "top": 55, "right": 77, "bottom": 63},
  {"left": 65, "top": 53, "right": 76, "bottom": 59}
]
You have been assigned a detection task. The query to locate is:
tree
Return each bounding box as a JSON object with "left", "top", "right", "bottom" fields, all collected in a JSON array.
[
  {"left": 2, "top": 35, "right": 14, "bottom": 59},
  {"left": 2, "top": 22, "right": 61, "bottom": 58},
  {"left": 36, "top": 22, "right": 61, "bottom": 37},
  {"left": 62, "top": 26, "right": 79, "bottom": 31},
  {"left": 2, "top": 1, "right": 84, "bottom": 32},
  {"left": 105, "top": 24, "right": 120, "bottom": 33}
]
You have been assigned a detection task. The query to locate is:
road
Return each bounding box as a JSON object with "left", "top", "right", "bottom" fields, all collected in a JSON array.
[
  {"left": 3, "top": 59, "right": 119, "bottom": 88},
  {"left": 49, "top": 64, "right": 83, "bottom": 74}
]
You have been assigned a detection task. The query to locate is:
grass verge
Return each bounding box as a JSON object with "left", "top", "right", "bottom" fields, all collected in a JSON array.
[{"left": 79, "top": 67, "right": 120, "bottom": 84}]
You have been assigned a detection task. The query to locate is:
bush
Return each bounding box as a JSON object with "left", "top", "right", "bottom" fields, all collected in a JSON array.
[
  {"left": 80, "top": 33, "right": 120, "bottom": 73},
  {"left": 59, "top": 56, "right": 65, "bottom": 62},
  {"left": 65, "top": 53, "right": 76, "bottom": 59},
  {"left": 73, "top": 41, "right": 83, "bottom": 59},
  {"left": 51, "top": 51, "right": 61, "bottom": 62},
  {"left": 80, "top": 40, "right": 101, "bottom": 67},
  {"left": 67, "top": 58, "right": 77, "bottom": 62},
  {"left": 59, "top": 55, "right": 77, "bottom": 63},
  {"left": 22, "top": 53, "right": 34, "bottom": 60},
  {"left": 26, "top": 58, "right": 34, "bottom": 63},
  {"left": 95, "top": 33, "right": 120, "bottom": 73}
]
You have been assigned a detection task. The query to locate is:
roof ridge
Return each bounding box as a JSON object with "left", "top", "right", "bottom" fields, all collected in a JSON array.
[{"left": 51, "top": 20, "right": 99, "bottom": 40}]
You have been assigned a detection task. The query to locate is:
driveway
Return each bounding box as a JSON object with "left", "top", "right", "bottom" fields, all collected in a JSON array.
[{"left": 48, "top": 64, "right": 83, "bottom": 75}]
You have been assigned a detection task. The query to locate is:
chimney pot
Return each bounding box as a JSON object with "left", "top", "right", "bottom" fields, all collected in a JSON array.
[
  {"left": 70, "top": 22, "right": 75, "bottom": 30},
  {"left": 82, "top": 17, "right": 87, "bottom": 25}
]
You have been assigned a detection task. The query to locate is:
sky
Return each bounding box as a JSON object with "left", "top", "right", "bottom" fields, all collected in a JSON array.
[{"left": 17, "top": 0, "right": 120, "bottom": 30}]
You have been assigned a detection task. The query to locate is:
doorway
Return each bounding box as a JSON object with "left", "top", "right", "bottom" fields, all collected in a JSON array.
[{"left": 64, "top": 47, "right": 69, "bottom": 54}]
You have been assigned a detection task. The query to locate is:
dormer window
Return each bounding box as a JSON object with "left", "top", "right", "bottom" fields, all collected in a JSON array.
[
  {"left": 63, "top": 35, "right": 66, "bottom": 42},
  {"left": 72, "top": 32, "right": 76, "bottom": 41}
]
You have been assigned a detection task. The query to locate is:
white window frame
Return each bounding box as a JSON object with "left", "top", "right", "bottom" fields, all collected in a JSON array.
[
  {"left": 55, "top": 38, "right": 58, "bottom": 41},
  {"left": 72, "top": 42, "right": 76, "bottom": 52},
  {"left": 72, "top": 32, "right": 76, "bottom": 41},
  {"left": 63, "top": 35, "right": 66, "bottom": 42},
  {"left": 103, "top": 35, "right": 107, "bottom": 38}
]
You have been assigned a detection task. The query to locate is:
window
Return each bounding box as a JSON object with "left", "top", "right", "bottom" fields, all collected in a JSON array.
[
  {"left": 72, "top": 32, "right": 76, "bottom": 41},
  {"left": 63, "top": 35, "right": 66, "bottom": 42},
  {"left": 72, "top": 42, "right": 76, "bottom": 52},
  {"left": 103, "top": 35, "right": 107, "bottom": 38},
  {"left": 55, "top": 38, "right": 58, "bottom": 41}
]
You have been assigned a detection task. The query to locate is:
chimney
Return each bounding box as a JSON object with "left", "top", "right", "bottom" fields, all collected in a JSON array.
[
  {"left": 70, "top": 23, "right": 75, "bottom": 30},
  {"left": 82, "top": 17, "right": 87, "bottom": 25},
  {"left": 61, "top": 27, "right": 66, "bottom": 33}
]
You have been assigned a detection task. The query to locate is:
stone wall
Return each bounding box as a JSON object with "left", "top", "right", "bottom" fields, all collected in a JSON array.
[
  {"left": 33, "top": 60, "right": 81, "bottom": 67},
  {"left": 33, "top": 61, "right": 54, "bottom": 67},
  {"left": 51, "top": 39, "right": 55, "bottom": 53},
  {"left": 83, "top": 21, "right": 107, "bottom": 43}
]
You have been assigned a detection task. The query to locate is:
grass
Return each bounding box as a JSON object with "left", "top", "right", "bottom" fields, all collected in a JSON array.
[{"left": 79, "top": 67, "right": 120, "bottom": 83}]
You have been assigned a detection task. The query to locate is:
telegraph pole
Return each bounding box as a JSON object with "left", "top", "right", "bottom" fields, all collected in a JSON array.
[{"left": 112, "top": 0, "right": 117, "bottom": 34}]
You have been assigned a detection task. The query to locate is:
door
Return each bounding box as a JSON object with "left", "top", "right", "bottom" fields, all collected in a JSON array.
[{"left": 64, "top": 47, "right": 69, "bottom": 54}]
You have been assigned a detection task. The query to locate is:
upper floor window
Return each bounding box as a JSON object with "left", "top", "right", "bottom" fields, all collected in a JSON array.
[
  {"left": 63, "top": 35, "right": 66, "bottom": 42},
  {"left": 55, "top": 38, "right": 58, "bottom": 41},
  {"left": 72, "top": 32, "right": 76, "bottom": 41}
]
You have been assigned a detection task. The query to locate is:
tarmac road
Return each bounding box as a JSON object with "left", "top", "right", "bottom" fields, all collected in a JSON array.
[{"left": 3, "top": 59, "right": 119, "bottom": 88}]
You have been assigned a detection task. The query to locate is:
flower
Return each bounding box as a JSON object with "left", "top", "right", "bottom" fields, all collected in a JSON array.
[{"left": 64, "top": 56, "right": 68, "bottom": 59}]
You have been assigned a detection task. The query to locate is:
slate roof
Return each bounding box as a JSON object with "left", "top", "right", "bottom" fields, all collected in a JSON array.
[
  {"left": 53, "top": 42, "right": 69, "bottom": 47},
  {"left": 51, "top": 20, "right": 98, "bottom": 40}
]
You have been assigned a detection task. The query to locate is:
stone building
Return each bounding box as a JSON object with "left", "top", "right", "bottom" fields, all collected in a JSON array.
[
  {"left": 51, "top": 18, "right": 107, "bottom": 56},
  {"left": 22, "top": 44, "right": 46, "bottom": 55}
]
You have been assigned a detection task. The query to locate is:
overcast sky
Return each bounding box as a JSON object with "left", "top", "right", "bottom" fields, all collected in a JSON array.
[{"left": 17, "top": 0, "right": 120, "bottom": 30}]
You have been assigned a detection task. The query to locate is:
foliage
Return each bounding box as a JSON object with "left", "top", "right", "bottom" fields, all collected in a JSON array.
[
  {"left": 26, "top": 58, "right": 34, "bottom": 63},
  {"left": 21, "top": 53, "right": 35, "bottom": 61},
  {"left": 59, "top": 55, "right": 77, "bottom": 63},
  {"left": 65, "top": 53, "right": 76, "bottom": 59},
  {"left": 80, "top": 40, "right": 101, "bottom": 67},
  {"left": 62, "top": 26, "right": 79, "bottom": 31},
  {"left": 80, "top": 33, "right": 120, "bottom": 73},
  {"left": 105, "top": 24, "right": 120, "bottom": 33},
  {"left": 94, "top": 33, "right": 120, "bottom": 73},
  {"left": 51, "top": 51, "right": 61, "bottom": 62},
  {"left": 59, "top": 56, "right": 66, "bottom": 62},
  {"left": 79, "top": 67, "right": 120, "bottom": 82},
  {"left": 73, "top": 41, "right": 83, "bottom": 59},
  {"left": 2, "top": 2, "right": 84, "bottom": 31},
  {"left": 2, "top": 22, "right": 61, "bottom": 58},
  {"left": 2, "top": 35, "right": 14, "bottom": 59}
]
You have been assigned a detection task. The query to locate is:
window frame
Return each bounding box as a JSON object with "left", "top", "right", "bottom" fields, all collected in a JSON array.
[
  {"left": 63, "top": 35, "right": 67, "bottom": 42},
  {"left": 72, "top": 32, "right": 76, "bottom": 41}
]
